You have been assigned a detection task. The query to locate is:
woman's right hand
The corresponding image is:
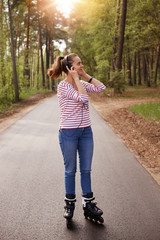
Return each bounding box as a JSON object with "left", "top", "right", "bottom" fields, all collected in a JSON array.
[
  {"left": 66, "top": 66, "right": 87, "bottom": 95},
  {"left": 66, "top": 66, "right": 79, "bottom": 81}
]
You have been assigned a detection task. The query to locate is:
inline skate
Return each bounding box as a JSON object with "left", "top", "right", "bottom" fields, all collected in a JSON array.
[
  {"left": 82, "top": 192, "right": 104, "bottom": 224},
  {"left": 64, "top": 195, "right": 76, "bottom": 228}
]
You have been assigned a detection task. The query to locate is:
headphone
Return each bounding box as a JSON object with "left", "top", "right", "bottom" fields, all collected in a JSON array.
[{"left": 65, "top": 56, "right": 72, "bottom": 70}]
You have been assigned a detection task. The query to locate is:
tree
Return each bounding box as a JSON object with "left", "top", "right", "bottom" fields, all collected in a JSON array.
[
  {"left": 112, "top": 0, "right": 121, "bottom": 71},
  {"left": 23, "top": 0, "right": 32, "bottom": 87},
  {"left": 116, "top": 0, "right": 128, "bottom": 70},
  {"left": 133, "top": 52, "right": 137, "bottom": 85},
  {"left": 154, "top": 45, "right": 160, "bottom": 86},
  {"left": 7, "top": 0, "right": 19, "bottom": 102},
  {"left": 37, "top": 0, "right": 45, "bottom": 88}
]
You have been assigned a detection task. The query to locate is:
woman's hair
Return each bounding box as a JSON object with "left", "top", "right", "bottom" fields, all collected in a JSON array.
[{"left": 47, "top": 53, "right": 78, "bottom": 79}]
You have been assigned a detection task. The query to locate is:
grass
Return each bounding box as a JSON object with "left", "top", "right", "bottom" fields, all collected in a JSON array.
[
  {"left": 19, "top": 88, "right": 51, "bottom": 100},
  {"left": 0, "top": 103, "right": 20, "bottom": 114},
  {"left": 128, "top": 102, "right": 160, "bottom": 123},
  {"left": 0, "top": 88, "right": 52, "bottom": 114}
]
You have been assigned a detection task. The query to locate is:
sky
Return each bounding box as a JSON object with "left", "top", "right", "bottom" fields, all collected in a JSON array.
[
  {"left": 54, "top": 0, "right": 80, "bottom": 51},
  {"left": 55, "top": 0, "right": 79, "bottom": 17}
]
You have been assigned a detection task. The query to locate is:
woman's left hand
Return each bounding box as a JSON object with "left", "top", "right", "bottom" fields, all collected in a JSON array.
[{"left": 78, "top": 68, "right": 87, "bottom": 78}]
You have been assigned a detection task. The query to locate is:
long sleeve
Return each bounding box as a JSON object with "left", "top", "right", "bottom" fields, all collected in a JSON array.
[
  {"left": 81, "top": 80, "right": 106, "bottom": 93},
  {"left": 57, "top": 80, "right": 91, "bottom": 129},
  {"left": 58, "top": 81, "right": 89, "bottom": 103}
]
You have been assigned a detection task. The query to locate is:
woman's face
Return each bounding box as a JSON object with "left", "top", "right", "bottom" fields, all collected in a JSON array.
[{"left": 72, "top": 56, "right": 84, "bottom": 75}]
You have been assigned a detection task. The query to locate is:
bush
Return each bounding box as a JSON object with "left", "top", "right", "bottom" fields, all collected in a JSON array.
[
  {"left": 109, "top": 70, "right": 126, "bottom": 94},
  {"left": 0, "top": 83, "right": 15, "bottom": 104}
]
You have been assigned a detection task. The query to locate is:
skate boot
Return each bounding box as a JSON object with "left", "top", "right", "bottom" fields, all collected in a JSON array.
[
  {"left": 64, "top": 194, "right": 76, "bottom": 228},
  {"left": 82, "top": 192, "right": 104, "bottom": 224}
]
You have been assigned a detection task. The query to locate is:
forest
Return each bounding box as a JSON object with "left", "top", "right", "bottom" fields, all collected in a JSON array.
[{"left": 0, "top": 0, "right": 160, "bottom": 112}]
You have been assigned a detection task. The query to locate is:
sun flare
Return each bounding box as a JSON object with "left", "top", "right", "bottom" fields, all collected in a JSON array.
[{"left": 55, "top": 0, "right": 79, "bottom": 16}]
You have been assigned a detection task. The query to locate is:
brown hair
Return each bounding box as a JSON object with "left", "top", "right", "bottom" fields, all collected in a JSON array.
[{"left": 47, "top": 53, "right": 78, "bottom": 79}]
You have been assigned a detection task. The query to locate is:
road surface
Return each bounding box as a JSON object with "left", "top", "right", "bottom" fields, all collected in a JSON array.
[{"left": 0, "top": 95, "right": 160, "bottom": 240}]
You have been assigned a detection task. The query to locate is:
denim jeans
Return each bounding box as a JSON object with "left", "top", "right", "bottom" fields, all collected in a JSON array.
[{"left": 59, "top": 126, "right": 94, "bottom": 195}]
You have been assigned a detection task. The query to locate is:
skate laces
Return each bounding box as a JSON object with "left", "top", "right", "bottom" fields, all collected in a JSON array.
[
  {"left": 89, "top": 201, "right": 99, "bottom": 210},
  {"left": 64, "top": 202, "right": 74, "bottom": 211},
  {"left": 64, "top": 206, "right": 72, "bottom": 214}
]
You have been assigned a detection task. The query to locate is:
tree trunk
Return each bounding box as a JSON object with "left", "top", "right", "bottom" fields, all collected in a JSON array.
[
  {"left": 127, "top": 55, "right": 132, "bottom": 85},
  {"left": 144, "top": 54, "right": 151, "bottom": 87},
  {"left": 23, "top": 0, "right": 31, "bottom": 87},
  {"left": 133, "top": 52, "right": 136, "bottom": 85},
  {"left": 0, "top": 0, "right": 5, "bottom": 87},
  {"left": 50, "top": 41, "right": 55, "bottom": 90},
  {"left": 111, "top": 0, "right": 121, "bottom": 71},
  {"left": 50, "top": 41, "right": 54, "bottom": 64},
  {"left": 143, "top": 55, "right": 147, "bottom": 83},
  {"left": 37, "top": 31, "right": 40, "bottom": 89},
  {"left": 37, "top": 0, "right": 45, "bottom": 88},
  {"left": 154, "top": 45, "right": 160, "bottom": 86},
  {"left": 123, "top": 56, "right": 126, "bottom": 80},
  {"left": 40, "top": 28, "right": 45, "bottom": 88},
  {"left": 150, "top": 48, "right": 154, "bottom": 81},
  {"left": 126, "top": 36, "right": 132, "bottom": 85},
  {"left": 46, "top": 28, "right": 50, "bottom": 89},
  {"left": 17, "top": 22, "right": 21, "bottom": 59},
  {"left": 7, "top": 0, "right": 19, "bottom": 102},
  {"left": 116, "top": 0, "right": 128, "bottom": 70},
  {"left": 138, "top": 52, "right": 141, "bottom": 85}
]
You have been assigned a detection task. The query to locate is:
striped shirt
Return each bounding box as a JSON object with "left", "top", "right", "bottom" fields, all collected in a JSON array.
[{"left": 57, "top": 80, "right": 106, "bottom": 129}]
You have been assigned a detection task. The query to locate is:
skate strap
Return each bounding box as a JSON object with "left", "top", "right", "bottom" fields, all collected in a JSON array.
[
  {"left": 82, "top": 196, "right": 95, "bottom": 207},
  {"left": 64, "top": 197, "right": 76, "bottom": 202},
  {"left": 83, "top": 196, "right": 95, "bottom": 202}
]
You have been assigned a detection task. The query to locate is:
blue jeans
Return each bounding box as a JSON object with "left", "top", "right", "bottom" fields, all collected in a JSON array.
[{"left": 59, "top": 126, "right": 94, "bottom": 195}]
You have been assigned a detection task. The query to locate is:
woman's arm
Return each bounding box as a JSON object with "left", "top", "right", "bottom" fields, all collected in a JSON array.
[
  {"left": 74, "top": 77, "right": 88, "bottom": 95},
  {"left": 79, "top": 69, "right": 103, "bottom": 87},
  {"left": 67, "top": 66, "right": 88, "bottom": 95}
]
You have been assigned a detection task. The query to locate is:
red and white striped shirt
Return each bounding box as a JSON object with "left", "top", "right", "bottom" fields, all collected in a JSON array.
[{"left": 57, "top": 80, "right": 106, "bottom": 129}]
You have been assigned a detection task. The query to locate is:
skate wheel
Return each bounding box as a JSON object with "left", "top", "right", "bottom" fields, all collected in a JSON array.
[
  {"left": 66, "top": 219, "right": 72, "bottom": 229},
  {"left": 93, "top": 218, "right": 98, "bottom": 223},
  {"left": 98, "top": 216, "right": 104, "bottom": 224}
]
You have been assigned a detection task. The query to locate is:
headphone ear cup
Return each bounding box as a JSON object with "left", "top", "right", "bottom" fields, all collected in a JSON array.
[
  {"left": 68, "top": 63, "right": 72, "bottom": 70},
  {"left": 65, "top": 56, "right": 72, "bottom": 70}
]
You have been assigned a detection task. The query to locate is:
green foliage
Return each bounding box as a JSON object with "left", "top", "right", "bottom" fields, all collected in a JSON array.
[
  {"left": 128, "top": 102, "right": 160, "bottom": 123},
  {"left": 68, "top": 0, "right": 115, "bottom": 83},
  {"left": 1, "top": 0, "right": 160, "bottom": 113},
  {"left": 0, "top": 0, "right": 66, "bottom": 110},
  {"left": 67, "top": 0, "right": 160, "bottom": 89},
  {"left": 126, "top": 0, "right": 160, "bottom": 52},
  {"left": 0, "top": 83, "right": 15, "bottom": 104}
]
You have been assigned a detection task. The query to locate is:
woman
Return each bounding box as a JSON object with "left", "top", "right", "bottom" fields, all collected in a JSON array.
[{"left": 48, "top": 53, "right": 106, "bottom": 225}]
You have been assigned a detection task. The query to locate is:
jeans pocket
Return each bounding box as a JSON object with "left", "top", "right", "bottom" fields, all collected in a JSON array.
[{"left": 61, "top": 128, "right": 77, "bottom": 137}]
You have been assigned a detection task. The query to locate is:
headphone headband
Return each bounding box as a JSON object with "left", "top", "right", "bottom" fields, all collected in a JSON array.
[{"left": 64, "top": 56, "right": 68, "bottom": 67}]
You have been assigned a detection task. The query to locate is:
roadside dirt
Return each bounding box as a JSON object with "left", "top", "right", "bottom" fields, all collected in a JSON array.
[
  {"left": 0, "top": 91, "right": 160, "bottom": 186},
  {"left": 90, "top": 93, "right": 160, "bottom": 186}
]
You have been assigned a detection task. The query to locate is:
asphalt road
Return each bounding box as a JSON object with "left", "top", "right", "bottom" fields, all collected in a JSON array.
[{"left": 0, "top": 95, "right": 160, "bottom": 240}]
